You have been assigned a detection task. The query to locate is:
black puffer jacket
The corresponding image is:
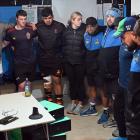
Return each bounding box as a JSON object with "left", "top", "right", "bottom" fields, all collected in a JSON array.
[
  {"left": 62, "top": 23, "right": 86, "bottom": 64},
  {"left": 36, "top": 20, "right": 65, "bottom": 66}
]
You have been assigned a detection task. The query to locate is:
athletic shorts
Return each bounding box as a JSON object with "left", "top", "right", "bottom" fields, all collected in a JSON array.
[
  {"left": 14, "top": 64, "right": 35, "bottom": 85},
  {"left": 103, "top": 78, "right": 120, "bottom": 97},
  {"left": 86, "top": 61, "right": 101, "bottom": 87},
  {"left": 39, "top": 64, "right": 63, "bottom": 77}
]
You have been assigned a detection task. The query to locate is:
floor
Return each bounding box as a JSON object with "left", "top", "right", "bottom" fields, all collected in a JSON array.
[
  {"left": 0, "top": 78, "right": 115, "bottom": 140},
  {"left": 63, "top": 94, "right": 114, "bottom": 140},
  {"left": 66, "top": 113, "right": 114, "bottom": 140}
]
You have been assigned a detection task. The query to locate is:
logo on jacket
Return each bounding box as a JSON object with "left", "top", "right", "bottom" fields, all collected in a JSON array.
[
  {"left": 133, "top": 52, "right": 140, "bottom": 62},
  {"left": 54, "top": 29, "right": 58, "bottom": 34},
  {"left": 95, "top": 39, "right": 99, "bottom": 45},
  {"left": 12, "top": 37, "right": 16, "bottom": 40},
  {"left": 85, "top": 40, "right": 90, "bottom": 45},
  {"left": 26, "top": 32, "right": 31, "bottom": 39}
]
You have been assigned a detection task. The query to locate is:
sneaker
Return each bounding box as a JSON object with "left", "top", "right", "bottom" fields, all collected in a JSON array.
[
  {"left": 109, "top": 137, "right": 127, "bottom": 140},
  {"left": 80, "top": 105, "right": 98, "bottom": 116},
  {"left": 97, "top": 109, "right": 110, "bottom": 124},
  {"left": 67, "top": 103, "right": 77, "bottom": 114},
  {"left": 73, "top": 104, "right": 83, "bottom": 115},
  {"left": 103, "top": 119, "right": 117, "bottom": 128},
  {"left": 112, "top": 129, "right": 119, "bottom": 137}
]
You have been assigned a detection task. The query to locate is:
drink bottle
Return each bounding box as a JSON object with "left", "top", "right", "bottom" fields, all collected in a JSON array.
[{"left": 25, "top": 78, "right": 31, "bottom": 97}]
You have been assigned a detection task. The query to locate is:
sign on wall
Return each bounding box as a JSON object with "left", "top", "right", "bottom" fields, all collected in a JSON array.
[
  {"left": 131, "top": 0, "right": 140, "bottom": 15},
  {"left": 52, "top": 0, "right": 97, "bottom": 25},
  {"left": 22, "top": 5, "right": 51, "bottom": 23},
  {"left": 22, "top": 5, "right": 37, "bottom": 23}
]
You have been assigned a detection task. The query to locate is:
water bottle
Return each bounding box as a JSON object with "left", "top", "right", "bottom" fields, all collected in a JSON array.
[{"left": 24, "top": 78, "right": 31, "bottom": 97}]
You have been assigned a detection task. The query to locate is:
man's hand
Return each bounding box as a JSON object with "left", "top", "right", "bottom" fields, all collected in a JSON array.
[
  {"left": 27, "top": 23, "right": 37, "bottom": 31},
  {"left": 0, "top": 40, "right": 10, "bottom": 48}
]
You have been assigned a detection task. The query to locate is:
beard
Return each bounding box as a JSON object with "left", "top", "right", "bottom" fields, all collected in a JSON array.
[
  {"left": 127, "top": 42, "right": 138, "bottom": 51},
  {"left": 107, "top": 23, "right": 115, "bottom": 29}
]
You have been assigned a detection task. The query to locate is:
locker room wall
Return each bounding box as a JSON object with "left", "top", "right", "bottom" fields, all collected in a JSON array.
[
  {"left": 52, "top": 0, "right": 97, "bottom": 25},
  {"left": 131, "top": 0, "right": 140, "bottom": 15},
  {"left": 0, "top": 6, "right": 21, "bottom": 23}
]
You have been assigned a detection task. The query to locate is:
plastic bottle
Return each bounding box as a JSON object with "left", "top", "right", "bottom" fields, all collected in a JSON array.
[{"left": 24, "top": 78, "right": 31, "bottom": 97}]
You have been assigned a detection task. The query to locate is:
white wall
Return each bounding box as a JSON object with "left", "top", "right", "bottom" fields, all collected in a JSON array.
[
  {"left": 52, "top": 0, "right": 97, "bottom": 25},
  {"left": 131, "top": 0, "right": 140, "bottom": 15}
]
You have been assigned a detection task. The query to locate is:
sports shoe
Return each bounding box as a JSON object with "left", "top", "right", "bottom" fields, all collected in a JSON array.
[
  {"left": 103, "top": 119, "right": 117, "bottom": 128},
  {"left": 97, "top": 109, "right": 110, "bottom": 124},
  {"left": 67, "top": 103, "right": 77, "bottom": 114},
  {"left": 80, "top": 105, "right": 98, "bottom": 116},
  {"left": 109, "top": 137, "right": 127, "bottom": 140},
  {"left": 112, "top": 129, "right": 119, "bottom": 137},
  {"left": 73, "top": 104, "right": 83, "bottom": 115}
]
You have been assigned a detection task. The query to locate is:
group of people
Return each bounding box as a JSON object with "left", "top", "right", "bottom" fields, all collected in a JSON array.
[{"left": 0, "top": 6, "right": 140, "bottom": 140}]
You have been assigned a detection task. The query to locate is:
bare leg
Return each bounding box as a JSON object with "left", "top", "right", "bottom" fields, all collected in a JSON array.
[
  {"left": 52, "top": 75, "right": 62, "bottom": 96},
  {"left": 52, "top": 75, "right": 63, "bottom": 104},
  {"left": 18, "top": 81, "right": 25, "bottom": 92},
  {"left": 88, "top": 86, "right": 97, "bottom": 103},
  {"left": 100, "top": 88, "right": 109, "bottom": 108}
]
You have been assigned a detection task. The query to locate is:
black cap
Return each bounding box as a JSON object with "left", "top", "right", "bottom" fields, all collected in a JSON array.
[
  {"left": 86, "top": 17, "right": 97, "bottom": 26},
  {"left": 41, "top": 7, "right": 53, "bottom": 17}
]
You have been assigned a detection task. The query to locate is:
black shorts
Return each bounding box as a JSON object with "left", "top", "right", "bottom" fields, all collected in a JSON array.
[
  {"left": 86, "top": 61, "right": 101, "bottom": 87},
  {"left": 86, "top": 72, "right": 102, "bottom": 87},
  {"left": 14, "top": 64, "right": 35, "bottom": 85},
  {"left": 39, "top": 64, "right": 62, "bottom": 77},
  {"left": 103, "top": 78, "right": 120, "bottom": 97}
]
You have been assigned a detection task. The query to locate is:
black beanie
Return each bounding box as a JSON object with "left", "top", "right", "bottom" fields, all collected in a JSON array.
[
  {"left": 41, "top": 7, "right": 53, "bottom": 17},
  {"left": 86, "top": 17, "right": 97, "bottom": 26}
]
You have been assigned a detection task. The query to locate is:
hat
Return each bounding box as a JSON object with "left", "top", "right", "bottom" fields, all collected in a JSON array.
[
  {"left": 106, "top": 7, "right": 121, "bottom": 18},
  {"left": 114, "top": 17, "right": 137, "bottom": 38},
  {"left": 41, "top": 7, "right": 53, "bottom": 17},
  {"left": 86, "top": 17, "right": 97, "bottom": 26}
]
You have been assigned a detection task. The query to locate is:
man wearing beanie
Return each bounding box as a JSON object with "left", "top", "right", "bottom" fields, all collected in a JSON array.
[
  {"left": 80, "top": 17, "right": 104, "bottom": 116},
  {"left": 35, "top": 7, "right": 65, "bottom": 105},
  {"left": 114, "top": 17, "right": 140, "bottom": 140},
  {"left": 97, "top": 7, "right": 122, "bottom": 124}
]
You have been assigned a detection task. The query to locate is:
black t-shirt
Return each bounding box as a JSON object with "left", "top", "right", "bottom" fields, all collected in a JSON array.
[
  {"left": 36, "top": 20, "right": 65, "bottom": 66},
  {"left": 5, "top": 26, "right": 35, "bottom": 65}
]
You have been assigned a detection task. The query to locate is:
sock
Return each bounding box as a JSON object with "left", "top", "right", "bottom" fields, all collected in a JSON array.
[
  {"left": 103, "top": 107, "right": 109, "bottom": 111},
  {"left": 89, "top": 98, "right": 96, "bottom": 103},
  {"left": 90, "top": 102, "right": 96, "bottom": 106}
]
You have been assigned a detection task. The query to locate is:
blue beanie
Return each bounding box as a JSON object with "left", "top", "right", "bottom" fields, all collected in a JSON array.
[{"left": 106, "top": 7, "right": 121, "bottom": 18}]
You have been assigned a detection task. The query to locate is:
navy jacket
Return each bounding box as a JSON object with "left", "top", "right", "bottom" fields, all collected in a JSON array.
[{"left": 98, "top": 27, "right": 122, "bottom": 79}]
